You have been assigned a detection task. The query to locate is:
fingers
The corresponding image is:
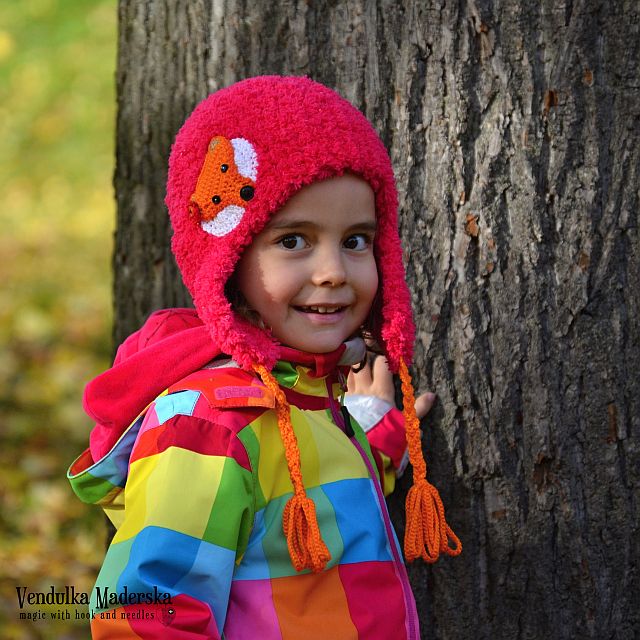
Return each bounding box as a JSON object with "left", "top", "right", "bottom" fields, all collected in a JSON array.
[
  {"left": 346, "top": 369, "right": 359, "bottom": 394},
  {"left": 347, "top": 355, "right": 437, "bottom": 421},
  {"left": 372, "top": 356, "right": 395, "bottom": 402},
  {"left": 414, "top": 391, "right": 436, "bottom": 420},
  {"left": 347, "top": 355, "right": 394, "bottom": 404},
  {"left": 347, "top": 359, "right": 372, "bottom": 395}
]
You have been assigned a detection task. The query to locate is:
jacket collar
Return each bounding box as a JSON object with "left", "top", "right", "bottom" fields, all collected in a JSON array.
[{"left": 276, "top": 337, "right": 366, "bottom": 378}]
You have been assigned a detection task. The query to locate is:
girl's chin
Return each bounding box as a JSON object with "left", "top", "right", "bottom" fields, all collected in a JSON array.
[
  {"left": 279, "top": 338, "right": 347, "bottom": 354},
  {"left": 274, "top": 329, "right": 355, "bottom": 354}
]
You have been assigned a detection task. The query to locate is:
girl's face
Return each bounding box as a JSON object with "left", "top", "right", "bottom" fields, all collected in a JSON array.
[{"left": 235, "top": 174, "right": 379, "bottom": 353}]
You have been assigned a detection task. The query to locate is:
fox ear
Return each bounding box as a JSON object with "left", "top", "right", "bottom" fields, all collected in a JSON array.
[{"left": 208, "top": 137, "right": 221, "bottom": 152}]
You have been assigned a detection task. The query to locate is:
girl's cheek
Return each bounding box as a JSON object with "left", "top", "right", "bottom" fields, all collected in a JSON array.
[{"left": 365, "top": 261, "right": 380, "bottom": 298}]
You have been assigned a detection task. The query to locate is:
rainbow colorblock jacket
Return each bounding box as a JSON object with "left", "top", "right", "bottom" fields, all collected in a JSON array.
[{"left": 68, "top": 316, "right": 420, "bottom": 639}]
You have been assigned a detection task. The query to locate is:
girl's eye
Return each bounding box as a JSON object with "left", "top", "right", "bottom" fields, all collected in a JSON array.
[
  {"left": 279, "top": 234, "right": 306, "bottom": 250},
  {"left": 343, "top": 234, "right": 370, "bottom": 251}
]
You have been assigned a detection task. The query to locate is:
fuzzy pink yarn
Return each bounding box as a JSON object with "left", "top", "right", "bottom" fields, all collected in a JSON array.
[{"left": 165, "top": 76, "right": 414, "bottom": 371}]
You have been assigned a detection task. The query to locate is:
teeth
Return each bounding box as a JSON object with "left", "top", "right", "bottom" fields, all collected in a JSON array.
[{"left": 300, "top": 306, "right": 342, "bottom": 314}]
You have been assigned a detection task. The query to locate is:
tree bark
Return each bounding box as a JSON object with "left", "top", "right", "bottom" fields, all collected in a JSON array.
[{"left": 114, "top": 1, "right": 639, "bottom": 638}]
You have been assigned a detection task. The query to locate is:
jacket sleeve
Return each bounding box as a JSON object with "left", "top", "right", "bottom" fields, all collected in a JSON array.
[
  {"left": 343, "top": 394, "right": 409, "bottom": 496},
  {"left": 90, "top": 405, "right": 255, "bottom": 639}
]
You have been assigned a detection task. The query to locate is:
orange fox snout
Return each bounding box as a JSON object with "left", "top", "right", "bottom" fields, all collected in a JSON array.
[{"left": 190, "top": 136, "right": 258, "bottom": 237}]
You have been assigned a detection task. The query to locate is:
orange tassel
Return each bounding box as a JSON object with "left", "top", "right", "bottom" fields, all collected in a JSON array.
[
  {"left": 283, "top": 493, "right": 331, "bottom": 573},
  {"left": 399, "top": 359, "right": 462, "bottom": 563},
  {"left": 254, "top": 364, "right": 331, "bottom": 573}
]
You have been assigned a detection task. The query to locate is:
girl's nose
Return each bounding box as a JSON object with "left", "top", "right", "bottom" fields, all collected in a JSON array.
[{"left": 311, "top": 247, "right": 347, "bottom": 287}]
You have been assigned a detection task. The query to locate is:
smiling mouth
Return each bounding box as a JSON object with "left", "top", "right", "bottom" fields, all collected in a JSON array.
[{"left": 294, "top": 305, "right": 347, "bottom": 314}]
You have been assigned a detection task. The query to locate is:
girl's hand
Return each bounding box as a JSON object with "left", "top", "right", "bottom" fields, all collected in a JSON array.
[{"left": 346, "top": 355, "right": 436, "bottom": 419}]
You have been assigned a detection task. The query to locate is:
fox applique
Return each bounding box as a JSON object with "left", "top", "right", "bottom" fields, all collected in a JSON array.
[{"left": 190, "top": 135, "right": 257, "bottom": 237}]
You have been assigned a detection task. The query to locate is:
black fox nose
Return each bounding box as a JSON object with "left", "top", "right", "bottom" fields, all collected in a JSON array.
[{"left": 240, "top": 186, "right": 254, "bottom": 201}]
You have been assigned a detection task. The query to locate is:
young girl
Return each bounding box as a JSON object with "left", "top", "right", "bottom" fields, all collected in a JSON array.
[{"left": 68, "top": 76, "right": 460, "bottom": 639}]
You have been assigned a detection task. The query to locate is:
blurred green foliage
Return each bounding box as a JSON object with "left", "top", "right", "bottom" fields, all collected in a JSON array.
[{"left": 0, "top": 0, "right": 116, "bottom": 637}]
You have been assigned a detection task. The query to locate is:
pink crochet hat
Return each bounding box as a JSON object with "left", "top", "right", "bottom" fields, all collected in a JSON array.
[
  {"left": 166, "top": 75, "right": 413, "bottom": 372},
  {"left": 165, "top": 76, "right": 460, "bottom": 571}
]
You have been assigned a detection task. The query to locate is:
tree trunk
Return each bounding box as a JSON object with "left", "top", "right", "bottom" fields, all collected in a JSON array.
[{"left": 114, "top": 1, "right": 639, "bottom": 637}]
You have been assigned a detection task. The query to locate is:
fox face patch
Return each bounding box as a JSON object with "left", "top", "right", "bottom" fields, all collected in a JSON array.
[{"left": 190, "top": 136, "right": 258, "bottom": 237}]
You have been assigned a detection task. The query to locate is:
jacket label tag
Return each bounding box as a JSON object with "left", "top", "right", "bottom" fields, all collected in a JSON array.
[{"left": 214, "top": 386, "right": 264, "bottom": 400}]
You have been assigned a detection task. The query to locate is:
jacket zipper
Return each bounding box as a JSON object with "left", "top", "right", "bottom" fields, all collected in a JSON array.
[{"left": 326, "top": 379, "right": 419, "bottom": 640}]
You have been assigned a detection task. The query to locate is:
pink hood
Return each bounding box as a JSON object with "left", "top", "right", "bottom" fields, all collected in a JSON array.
[{"left": 84, "top": 308, "right": 220, "bottom": 461}]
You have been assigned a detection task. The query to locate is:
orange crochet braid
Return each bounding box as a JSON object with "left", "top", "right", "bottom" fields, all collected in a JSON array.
[
  {"left": 399, "top": 359, "right": 462, "bottom": 563},
  {"left": 253, "top": 364, "right": 331, "bottom": 573}
]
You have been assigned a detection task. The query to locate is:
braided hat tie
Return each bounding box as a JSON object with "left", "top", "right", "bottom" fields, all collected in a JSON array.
[{"left": 254, "top": 364, "right": 331, "bottom": 573}]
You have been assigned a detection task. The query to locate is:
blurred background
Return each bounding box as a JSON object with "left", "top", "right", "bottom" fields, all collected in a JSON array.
[{"left": 0, "top": 0, "right": 116, "bottom": 637}]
